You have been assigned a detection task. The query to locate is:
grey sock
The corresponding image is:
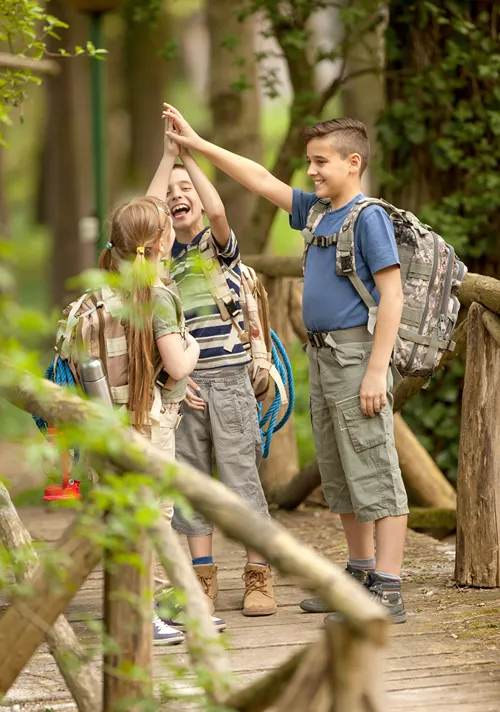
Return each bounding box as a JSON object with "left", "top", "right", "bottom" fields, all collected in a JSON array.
[
  {"left": 375, "top": 571, "right": 401, "bottom": 583},
  {"left": 349, "top": 557, "right": 376, "bottom": 571}
]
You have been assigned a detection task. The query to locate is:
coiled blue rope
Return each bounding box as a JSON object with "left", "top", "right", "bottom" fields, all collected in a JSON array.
[
  {"left": 258, "top": 330, "right": 295, "bottom": 458},
  {"left": 33, "top": 358, "right": 77, "bottom": 432}
]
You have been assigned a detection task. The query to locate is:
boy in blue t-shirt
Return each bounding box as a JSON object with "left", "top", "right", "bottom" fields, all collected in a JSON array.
[{"left": 163, "top": 105, "right": 409, "bottom": 623}]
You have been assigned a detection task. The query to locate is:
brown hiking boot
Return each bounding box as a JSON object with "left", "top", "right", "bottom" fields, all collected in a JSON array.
[
  {"left": 194, "top": 563, "right": 218, "bottom": 615},
  {"left": 242, "top": 563, "right": 277, "bottom": 616}
]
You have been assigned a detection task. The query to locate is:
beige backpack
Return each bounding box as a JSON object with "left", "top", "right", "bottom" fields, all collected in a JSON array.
[
  {"left": 198, "top": 231, "right": 287, "bottom": 404},
  {"left": 55, "top": 283, "right": 183, "bottom": 416}
]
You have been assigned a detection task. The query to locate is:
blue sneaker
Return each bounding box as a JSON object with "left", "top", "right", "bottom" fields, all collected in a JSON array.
[
  {"left": 158, "top": 608, "right": 227, "bottom": 633},
  {"left": 153, "top": 612, "right": 185, "bottom": 645}
]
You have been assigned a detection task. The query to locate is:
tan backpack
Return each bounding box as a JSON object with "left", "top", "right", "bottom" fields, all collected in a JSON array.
[
  {"left": 55, "top": 283, "right": 184, "bottom": 414},
  {"left": 198, "top": 231, "right": 287, "bottom": 404}
]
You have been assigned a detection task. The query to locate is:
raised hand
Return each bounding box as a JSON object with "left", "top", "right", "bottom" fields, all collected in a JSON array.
[
  {"left": 162, "top": 103, "right": 202, "bottom": 151},
  {"left": 164, "top": 117, "right": 179, "bottom": 158}
]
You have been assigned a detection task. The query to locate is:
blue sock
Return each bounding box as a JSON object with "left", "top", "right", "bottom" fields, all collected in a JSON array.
[
  {"left": 248, "top": 561, "right": 268, "bottom": 566},
  {"left": 192, "top": 556, "right": 213, "bottom": 566},
  {"left": 349, "top": 557, "right": 376, "bottom": 571}
]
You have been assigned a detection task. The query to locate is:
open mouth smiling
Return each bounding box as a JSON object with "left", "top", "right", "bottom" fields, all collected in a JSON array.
[{"left": 171, "top": 204, "right": 191, "bottom": 218}]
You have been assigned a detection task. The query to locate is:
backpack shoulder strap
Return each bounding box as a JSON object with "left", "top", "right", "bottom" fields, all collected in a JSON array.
[
  {"left": 301, "top": 198, "right": 332, "bottom": 245},
  {"left": 336, "top": 198, "right": 400, "bottom": 310},
  {"left": 198, "top": 229, "right": 242, "bottom": 321}
]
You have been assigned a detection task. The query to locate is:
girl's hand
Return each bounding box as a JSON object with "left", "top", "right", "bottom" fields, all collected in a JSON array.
[
  {"left": 164, "top": 117, "right": 179, "bottom": 158},
  {"left": 162, "top": 104, "right": 202, "bottom": 151},
  {"left": 185, "top": 378, "right": 205, "bottom": 410},
  {"left": 360, "top": 368, "right": 387, "bottom": 417}
]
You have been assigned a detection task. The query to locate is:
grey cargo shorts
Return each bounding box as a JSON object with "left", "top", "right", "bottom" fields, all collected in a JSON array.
[
  {"left": 307, "top": 326, "right": 409, "bottom": 523},
  {"left": 172, "top": 366, "right": 270, "bottom": 537}
]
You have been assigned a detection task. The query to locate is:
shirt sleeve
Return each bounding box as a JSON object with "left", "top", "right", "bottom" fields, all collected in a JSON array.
[
  {"left": 357, "top": 207, "right": 400, "bottom": 276},
  {"left": 289, "top": 189, "right": 319, "bottom": 231},
  {"left": 213, "top": 228, "right": 240, "bottom": 268},
  {"left": 152, "top": 289, "right": 182, "bottom": 341}
]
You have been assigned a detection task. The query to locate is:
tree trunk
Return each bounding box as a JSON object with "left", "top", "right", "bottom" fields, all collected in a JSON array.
[
  {"left": 342, "top": 15, "right": 386, "bottom": 196},
  {"left": 40, "top": 2, "right": 94, "bottom": 306},
  {"left": 259, "top": 278, "right": 299, "bottom": 499},
  {"left": 207, "top": 0, "right": 261, "bottom": 244},
  {"left": 125, "top": 6, "right": 171, "bottom": 190},
  {"left": 103, "top": 524, "right": 153, "bottom": 710},
  {"left": 455, "top": 303, "right": 500, "bottom": 587},
  {"left": 394, "top": 412, "right": 456, "bottom": 509}
]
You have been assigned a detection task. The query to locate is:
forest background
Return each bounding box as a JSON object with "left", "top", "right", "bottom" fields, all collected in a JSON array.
[{"left": 2, "top": 0, "right": 499, "bottom": 501}]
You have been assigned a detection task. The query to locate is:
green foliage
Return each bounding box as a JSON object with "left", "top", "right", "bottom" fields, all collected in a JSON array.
[
  {"left": 379, "top": 0, "right": 500, "bottom": 263},
  {"left": 0, "top": 0, "right": 105, "bottom": 143},
  {"left": 378, "top": 1, "right": 499, "bottom": 482}
]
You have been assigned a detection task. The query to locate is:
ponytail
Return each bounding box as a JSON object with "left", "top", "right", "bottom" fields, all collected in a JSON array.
[{"left": 127, "top": 248, "right": 154, "bottom": 431}]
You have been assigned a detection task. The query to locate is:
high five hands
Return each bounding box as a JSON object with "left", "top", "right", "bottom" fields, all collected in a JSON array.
[{"left": 162, "top": 104, "right": 203, "bottom": 152}]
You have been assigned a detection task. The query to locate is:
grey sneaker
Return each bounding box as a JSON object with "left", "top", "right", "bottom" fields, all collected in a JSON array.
[
  {"left": 153, "top": 613, "right": 185, "bottom": 645},
  {"left": 363, "top": 572, "right": 407, "bottom": 624},
  {"left": 299, "top": 564, "right": 368, "bottom": 613},
  {"left": 324, "top": 572, "right": 407, "bottom": 625}
]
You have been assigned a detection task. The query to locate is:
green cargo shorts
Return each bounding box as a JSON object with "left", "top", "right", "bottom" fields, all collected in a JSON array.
[{"left": 307, "top": 326, "right": 409, "bottom": 523}]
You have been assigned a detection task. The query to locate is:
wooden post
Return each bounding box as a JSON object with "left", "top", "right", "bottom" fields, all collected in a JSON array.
[
  {"left": 326, "top": 618, "right": 385, "bottom": 712},
  {"left": 103, "top": 523, "right": 153, "bottom": 711},
  {"left": 0, "top": 484, "right": 102, "bottom": 712},
  {"left": 455, "top": 303, "right": 500, "bottom": 587},
  {"left": 0, "top": 517, "right": 102, "bottom": 696}
]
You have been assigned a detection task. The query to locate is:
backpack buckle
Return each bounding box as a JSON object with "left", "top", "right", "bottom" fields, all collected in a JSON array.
[
  {"left": 225, "top": 299, "right": 240, "bottom": 318},
  {"left": 338, "top": 251, "right": 354, "bottom": 274}
]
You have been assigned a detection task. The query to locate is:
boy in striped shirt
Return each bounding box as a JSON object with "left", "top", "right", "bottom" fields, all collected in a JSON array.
[{"left": 148, "top": 124, "right": 276, "bottom": 619}]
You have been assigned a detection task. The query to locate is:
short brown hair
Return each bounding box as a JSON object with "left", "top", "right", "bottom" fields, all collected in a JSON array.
[{"left": 303, "top": 118, "right": 370, "bottom": 175}]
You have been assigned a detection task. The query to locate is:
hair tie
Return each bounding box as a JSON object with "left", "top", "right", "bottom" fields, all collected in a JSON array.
[
  {"left": 106, "top": 241, "right": 113, "bottom": 249},
  {"left": 136, "top": 246, "right": 145, "bottom": 255}
]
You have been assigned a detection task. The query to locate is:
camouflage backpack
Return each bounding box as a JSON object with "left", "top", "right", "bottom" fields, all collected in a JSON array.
[
  {"left": 302, "top": 197, "right": 467, "bottom": 379},
  {"left": 197, "top": 230, "right": 287, "bottom": 403}
]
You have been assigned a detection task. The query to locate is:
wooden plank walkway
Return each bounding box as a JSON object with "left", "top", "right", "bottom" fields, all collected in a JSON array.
[{"left": 1, "top": 506, "right": 499, "bottom": 711}]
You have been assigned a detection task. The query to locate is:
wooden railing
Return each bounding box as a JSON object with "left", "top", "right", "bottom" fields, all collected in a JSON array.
[{"left": 0, "top": 366, "right": 389, "bottom": 712}]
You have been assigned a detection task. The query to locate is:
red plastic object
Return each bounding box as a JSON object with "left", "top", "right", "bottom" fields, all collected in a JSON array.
[{"left": 42, "top": 427, "right": 82, "bottom": 501}]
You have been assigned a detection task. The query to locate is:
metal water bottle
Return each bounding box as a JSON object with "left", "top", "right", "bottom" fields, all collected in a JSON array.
[{"left": 79, "top": 358, "right": 113, "bottom": 406}]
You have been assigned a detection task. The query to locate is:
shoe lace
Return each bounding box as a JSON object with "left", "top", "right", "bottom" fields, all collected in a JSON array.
[
  {"left": 243, "top": 569, "right": 272, "bottom": 599},
  {"left": 153, "top": 613, "right": 177, "bottom": 635},
  {"left": 197, "top": 575, "right": 212, "bottom": 596}
]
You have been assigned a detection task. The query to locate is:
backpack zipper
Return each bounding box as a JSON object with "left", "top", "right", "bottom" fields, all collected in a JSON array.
[{"left": 405, "top": 231, "right": 439, "bottom": 373}]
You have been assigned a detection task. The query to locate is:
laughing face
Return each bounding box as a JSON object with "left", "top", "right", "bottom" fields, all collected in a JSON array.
[
  {"left": 305, "top": 136, "right": 360, "bottom": 200},
  {"left": 166, "top": 166, "right": 204, "bottom": 237}
]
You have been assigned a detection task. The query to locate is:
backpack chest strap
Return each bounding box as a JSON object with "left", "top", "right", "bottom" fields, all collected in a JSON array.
[{"left": 301, "top": 228, "right": 338, "bottom": 248}]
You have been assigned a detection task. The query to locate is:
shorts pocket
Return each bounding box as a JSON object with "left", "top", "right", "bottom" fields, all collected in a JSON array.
[
  {"left": 333, "top": 342, "right": 371, "bottom": 368},
  {"left": 217, "top": 386, "right": 244, "bottom": 434},
  {"left": 341, "top": 403, "right": 387, "bottom": 453}
]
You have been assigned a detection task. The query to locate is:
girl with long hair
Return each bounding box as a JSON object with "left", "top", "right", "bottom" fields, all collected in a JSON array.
[{"left": 100, "top": 193, "right": 200, "bottom": 645}]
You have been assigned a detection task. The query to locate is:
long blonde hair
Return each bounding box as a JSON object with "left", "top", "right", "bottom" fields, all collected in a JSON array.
[{"left": 100, "top": 196, "right": 172, "bottom": 430}]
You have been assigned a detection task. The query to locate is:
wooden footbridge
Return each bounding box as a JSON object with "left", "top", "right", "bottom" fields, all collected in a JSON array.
[{"left": 1, "top": 506, "right": 499, "bottom": 712}]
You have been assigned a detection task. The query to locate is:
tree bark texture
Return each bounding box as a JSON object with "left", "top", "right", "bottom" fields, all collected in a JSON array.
[
  {"left": 125, "top": 6, "right": 171, "bottom": 189},
  {"left": 0, "top": 484, "right": 102, "bottom": 712},
  {"left": 2, "top": 370, "right": 389, "bottom": 642},
  {"left": 0, "top": 513, "right": 102, "bottom": 696},
  {"left": 259, "top": 278, "right": 299, "bottom": 498},
  {"left": 207, "top": 0, "right": 261, "bottom": 245},
  {"left": 455, "top": 303, "right": 500, "bottom": 587},
  {"left": 103, "top": 526, "right": 153, "bottom": 711}
]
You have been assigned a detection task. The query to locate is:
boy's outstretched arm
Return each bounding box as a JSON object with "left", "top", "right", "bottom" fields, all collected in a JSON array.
[
  {"left": 147, "top": 118, "right": 179, "bottom": 201},
  {"left": 163, "top": 103, "right": 293, "bottom": 215},
  {"left": 180, "top": 149, "right": 231, "bottom": 247}
]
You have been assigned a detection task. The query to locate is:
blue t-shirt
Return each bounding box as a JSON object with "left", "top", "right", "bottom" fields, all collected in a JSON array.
[{"left": 290, "top": 190, "right": 400, "bottom": 332}]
